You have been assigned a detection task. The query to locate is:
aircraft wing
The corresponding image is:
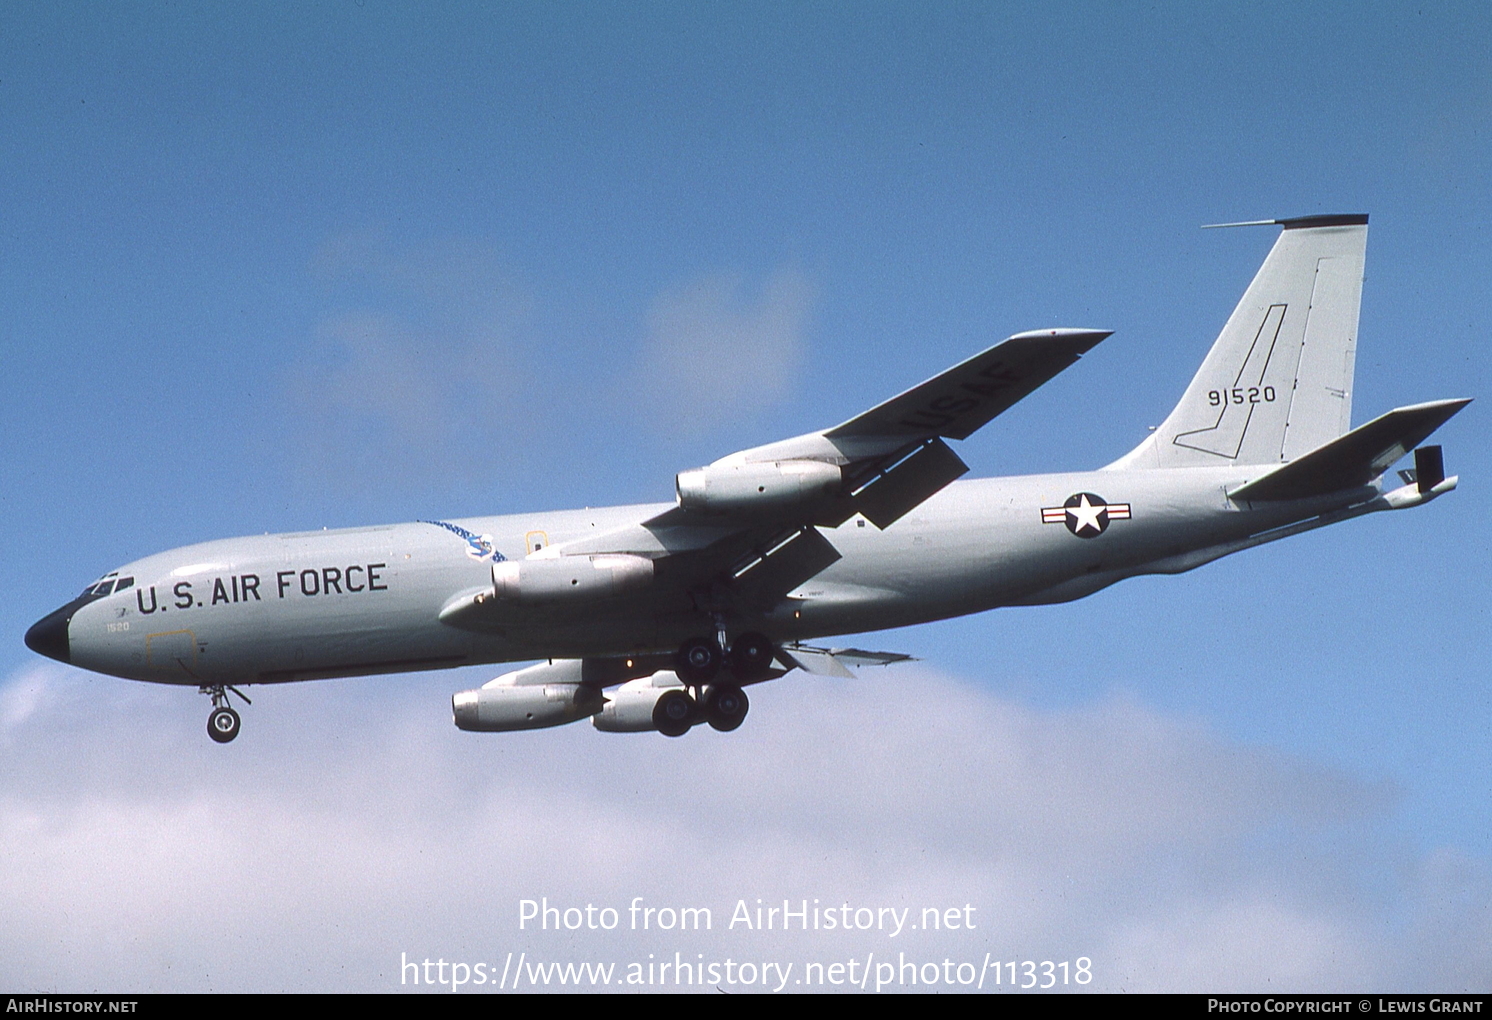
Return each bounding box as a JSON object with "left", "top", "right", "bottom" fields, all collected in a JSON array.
[
  {"left": 536, "top": 329, "right": 1110, "bottom": 613},
  {"left": 643, "top": 327, "right": 1111, "bottom": 528},
  {"left": 824, "top": 328, "right": 1113, "bottom": 441}
]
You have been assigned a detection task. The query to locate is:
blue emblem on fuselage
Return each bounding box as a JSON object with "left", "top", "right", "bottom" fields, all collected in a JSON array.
[{"left": 419, "top": 520, "right": 507, "bottom": 562}]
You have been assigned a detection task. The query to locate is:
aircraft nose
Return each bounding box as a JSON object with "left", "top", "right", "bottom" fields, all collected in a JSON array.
[{"left": 24, "top": 602, "right": 74, "bottom": 664}]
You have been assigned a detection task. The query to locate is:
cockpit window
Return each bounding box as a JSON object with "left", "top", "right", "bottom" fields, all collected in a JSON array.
[{"left": 81, "top": 572, "right": 124, "bottom": 597}]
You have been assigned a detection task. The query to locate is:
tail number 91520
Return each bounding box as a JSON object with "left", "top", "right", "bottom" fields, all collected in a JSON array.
[{"left": 1209, "top": 386, "right": 1276, "bottom": 406}]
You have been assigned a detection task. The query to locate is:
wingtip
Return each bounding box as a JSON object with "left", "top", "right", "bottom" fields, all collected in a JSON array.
[
  {"left": 1397, "top": 397, "right": 1473, "bottom": 413},
  {"left": 1006, "top": 327, "right": 1113, "bottom": 342}
]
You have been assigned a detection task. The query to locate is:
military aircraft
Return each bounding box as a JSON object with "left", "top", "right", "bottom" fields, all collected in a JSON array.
[{"left": 25, "top": 214, "right": 1468, "bottom": 743}]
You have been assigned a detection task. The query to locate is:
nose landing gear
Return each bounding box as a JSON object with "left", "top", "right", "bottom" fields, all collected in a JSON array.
[
  {"left": 201, "top": 685, "right": 252, "bottom": 744},
  {"left": 209, "top": 705, "right": 240, "bottom": 743}
]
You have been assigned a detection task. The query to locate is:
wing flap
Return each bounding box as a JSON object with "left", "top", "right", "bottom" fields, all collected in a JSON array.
[
  {"left": 851, "top": 437, "right": 969, "bottom": 528},
  {"left": 778, "top": 645, "right": 857, "bottom": 677},
  {"left": 779, "top": 643, "right": 916, "bottom": 677},
  {"left": 1229, "top": 398, "right": 1470, "bottom": 502},
  {"left": 730, "top": 526, "right": 844, "bottom": 610}
]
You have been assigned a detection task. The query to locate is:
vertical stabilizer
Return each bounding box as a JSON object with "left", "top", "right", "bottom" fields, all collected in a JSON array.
[{"left": 1111, "top": 215, "right": 1367, "bottom": 469}]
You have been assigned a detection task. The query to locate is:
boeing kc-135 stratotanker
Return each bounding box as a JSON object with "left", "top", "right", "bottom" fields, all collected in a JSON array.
[{"left": 25, "top": 215, "right": 1469, "bottom": 742}]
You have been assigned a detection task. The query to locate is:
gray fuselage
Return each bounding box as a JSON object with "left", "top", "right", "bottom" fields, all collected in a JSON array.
[{"left": 56, "top": 465, "right": 1357, "bottom": 688}]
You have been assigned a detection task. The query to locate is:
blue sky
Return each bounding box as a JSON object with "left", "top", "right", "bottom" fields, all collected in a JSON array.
[{"left": 2, "top": 3, "right": 1488, "bottom": 992}]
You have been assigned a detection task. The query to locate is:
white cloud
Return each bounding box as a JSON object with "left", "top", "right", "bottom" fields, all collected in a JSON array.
[
  {"left": 286, "top": 244, "right": 816, "bottom": 492},
  {"left": 286, "top": 232, "right": 538, "bottom": 489},
  {"left": 0, "top": 662, "right": 1486, "bottom": 992},
  {"left": 0, "top": 664, "right": 51, "bottom": 735},
  {"left": 638, "top": 269, "right": 814, "bottom": 432}
]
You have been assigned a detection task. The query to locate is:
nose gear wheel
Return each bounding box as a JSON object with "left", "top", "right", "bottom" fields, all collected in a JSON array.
[
  {"left": 208, "top": 705, "right": 240, "bottom": 743},
  {"left": 200, "top": 684, "right": 252, "bottom": 744}
]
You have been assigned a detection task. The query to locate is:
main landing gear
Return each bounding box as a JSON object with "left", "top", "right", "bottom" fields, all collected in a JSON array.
[
  {"left": 675, "top": 631, "right": 775, "bottom": 684},
  {"left": 658, "top": 631, "right": 771, "bottom": 737},
  {"left": 201, "top": 684, "right": 252, "bottom": 744},
  {"left": 703, "top": 684, "right": 749, "bottom": 732},
  {"left": 652, "top": 688, "right": 696, "bottom": 738},
  {"left": 650, "top": 684, "right": 752, "bottom": 738}
]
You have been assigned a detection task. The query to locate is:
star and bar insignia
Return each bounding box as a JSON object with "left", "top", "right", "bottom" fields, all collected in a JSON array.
[{"left": 1041, "top": 492, "right": 1131, "bottom": 538}]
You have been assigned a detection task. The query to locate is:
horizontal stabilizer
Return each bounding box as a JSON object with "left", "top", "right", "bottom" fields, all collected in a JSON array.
[{"left": 1229, "top": 399, "right": 1470, "bottom": 502}]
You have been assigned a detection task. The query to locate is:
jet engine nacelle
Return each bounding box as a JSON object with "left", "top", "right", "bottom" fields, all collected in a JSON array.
[
  {"left": 675, "top": 459, "right": 842, "bottom": 515},
  {"left": 452, "top": 661, "right": 604, "bottom": 731},
  {"left": 491, "top": 554, "right": 653, "bottom": 603},
  {"left": 591, "top": 673, "right": 686, "bottom": 732}
]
